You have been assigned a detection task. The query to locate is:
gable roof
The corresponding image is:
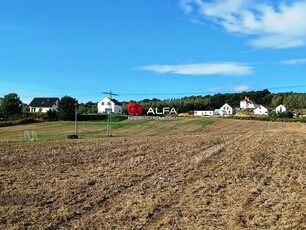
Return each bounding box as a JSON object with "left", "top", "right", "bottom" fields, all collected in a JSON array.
[
  {"left": 241, "top": 96, "right": 256, "bottom": 104},
  {"left": 221, "top": 103, "right": 234, "bottom": 109},
  {"left": 29, "top": 98, "right": 59, "bottom": 108},
  {"left": 111, "top": 98, "right": 122, "bottom": 106},
  {"left": 100, "top": 97, "right": 122, "bottom": 106},
  {"left": 254, "top": 105, "right": 268, "bottom": 111},
  {"left": 276, "top": 104, "right": 286, "bottom": 108}
]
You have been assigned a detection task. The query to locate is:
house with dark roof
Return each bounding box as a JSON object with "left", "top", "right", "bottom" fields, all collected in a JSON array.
[
  {"left": 29, "top": 98, "right": 60, "bottom": 113},
  {"left": 97, "top": 97, "right": 122, "bottom": 114}
]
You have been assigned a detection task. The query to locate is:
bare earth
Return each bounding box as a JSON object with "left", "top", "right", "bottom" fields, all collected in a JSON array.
[{"left": 1, "top": 119, "right": 306, "bottom": 229}]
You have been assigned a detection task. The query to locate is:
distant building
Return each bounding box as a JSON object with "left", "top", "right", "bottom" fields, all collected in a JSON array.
[
  {"left": 276, "top": 105, "right": 287, "bottom": 113},
  {"left": 219, "top": 103, "right": 235, "bottom": 116},
  {"left": 97, "top": 97, "right": 122, "bottom": 114},
  {"left": 194, "top": 110, "right": 214, "bottom": 116},
  {"left": 29, "top": 98, "right": 59, "bottom": 113},
  {"left": 240, "top": 96, "right": 258, "bottom": 110},
  {"left": 214, "top": 109, "right": 221, "bottom": 116},
  {"left": 254, "top": 105, "right": 268, "bottom": 116}
]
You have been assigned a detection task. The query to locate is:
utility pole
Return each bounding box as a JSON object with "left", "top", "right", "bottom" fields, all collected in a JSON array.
[
  {"left": 102, "top": 90, "right": 119, "bottom": 137},
  {"left": 75, "top": 102, "right": 78, "bottom": 136}
]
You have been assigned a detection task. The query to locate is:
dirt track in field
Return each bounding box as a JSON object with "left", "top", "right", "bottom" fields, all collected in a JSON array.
[{"left": 1, "top": 119, "right": 306, "bottom": 229}]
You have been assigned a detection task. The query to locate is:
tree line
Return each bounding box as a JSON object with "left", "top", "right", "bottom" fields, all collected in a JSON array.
[
  {"left": 1, "top": 90, "right": 306, "bottom": 121},
  {"left": 121, "top": 89, "right": 306, "bottom": 114},
  {"left": 0, "top": 94, "right": 78, "bottom": 121}
]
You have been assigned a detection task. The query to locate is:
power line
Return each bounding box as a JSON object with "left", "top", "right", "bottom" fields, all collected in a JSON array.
[{"left": 102, "top": 90, "right": 119, "bottom": 137}]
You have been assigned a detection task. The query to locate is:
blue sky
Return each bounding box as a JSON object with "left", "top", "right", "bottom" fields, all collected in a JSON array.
[{"left": 1, "top": 0, "right": 306, "bottom": 103}]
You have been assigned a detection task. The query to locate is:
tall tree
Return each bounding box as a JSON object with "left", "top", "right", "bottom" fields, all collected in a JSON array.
[
  {"left": 58, "top": 96, "right": 78, "bottom": 121},
  {"left": 0, "top": 93, "right": 23, "bottom": 118}
]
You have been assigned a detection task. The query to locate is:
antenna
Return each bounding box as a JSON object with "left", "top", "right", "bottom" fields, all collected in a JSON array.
[{"left": 102, "top": 90, "right": 119, "bottom": 137}]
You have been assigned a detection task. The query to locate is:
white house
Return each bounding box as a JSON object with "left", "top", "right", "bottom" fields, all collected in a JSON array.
[
  {"left": 194, "top": 110, "right": 214, "bottom": 116},
  {"left": 254, "top": 105, "right": 268, "bottom": 115},
  {"left": 29, "top": 98, "right": 59, "bottom": 113},
  {"left": 276, "top": 105, "right": 286, "bottom": 113},
  {"left": 97, "top": 97, "right": 122, "bottom": 114},
  {"left": 240, "top": 96, "right": 258, "bottom": 110},
  {"left": 219, "top": 103, "right": 235, "bottom": 116}
]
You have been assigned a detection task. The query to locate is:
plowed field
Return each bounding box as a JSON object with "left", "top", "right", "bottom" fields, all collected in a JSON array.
[{"left": 1, "top": 119, "right": 306, "bottom": 229}]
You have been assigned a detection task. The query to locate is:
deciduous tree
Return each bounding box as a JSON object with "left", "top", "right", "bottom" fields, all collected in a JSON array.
[
  {"left": 58, "top": 96, "right": 78, "bottom": 121},
  {"left": 0, "top": 93, "right": 23, "bottom": 118}
]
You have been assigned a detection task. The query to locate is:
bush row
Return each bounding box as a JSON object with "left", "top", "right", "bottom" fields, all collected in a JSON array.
[
  {"left": 226, "top": 116, "right": 306, "bottom": 123},
  {"left": 0, "top": 118, "right": 40, "bottom": 127}
]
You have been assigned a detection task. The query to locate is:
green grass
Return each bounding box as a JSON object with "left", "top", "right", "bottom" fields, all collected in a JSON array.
[{"left": 0, "top": 117, "right": 219, "bottom": 142}]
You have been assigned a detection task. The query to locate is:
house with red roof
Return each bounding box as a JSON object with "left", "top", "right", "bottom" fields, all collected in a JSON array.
[{"left": 240, "top": 96, "right": 258, "bottom": 110}]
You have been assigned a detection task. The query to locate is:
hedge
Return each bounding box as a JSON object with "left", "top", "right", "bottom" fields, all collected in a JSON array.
[
  {"left": 225, "top": 116, "right": 306, "bottom": 123},
  {"left": 0, "top": 118, "right": 40, "bottom": 127}
]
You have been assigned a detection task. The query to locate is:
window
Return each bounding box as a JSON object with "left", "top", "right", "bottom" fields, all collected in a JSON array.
[{"left": 102, "top": 102, "right": 104, "bottom": 105}]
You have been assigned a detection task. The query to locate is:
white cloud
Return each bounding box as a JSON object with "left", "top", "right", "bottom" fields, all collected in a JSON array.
[
  {"left": 280, "top": 58, "right": 306, "bottom": 65},
  {"left": 137, "top": 62, "right": 252, "bottom": 76},
  {"left": 234, "top": 84, "right": 251, "bottom": 92},
  {"left": 179, "top": 0, "right": 194, "bottom": 14},
  {"left": 180, "top": 0, "right": 306, "bottom": 49}
]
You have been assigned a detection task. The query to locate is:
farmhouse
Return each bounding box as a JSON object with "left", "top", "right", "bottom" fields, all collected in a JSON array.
[
  {"left": 219, "top": 103, "right": 235, "bottom": 116},
  {"left": 276, "top": 104, "right": 287, "bottom": 113},
  {"left": 194, "top": 110, "right": 214, "bottom": 116},
  {"left": 254, "top": 105, "right": 268, "bottom": 115},
  {"left": 29, "top": 97, "right": 59, "bottom": 113},
  {"left": 240, "top": 96, "right": 258, "bottom": 110},
  {"left": 98, "top": 97, "right": 122, "bottom": 114}
]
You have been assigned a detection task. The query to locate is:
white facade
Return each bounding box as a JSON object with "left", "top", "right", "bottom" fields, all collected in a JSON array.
[
  {"left": 240, "top": 96, "right": 258, "bottom": 109},
  {"left": 29, "top": 99, "right": 59, "bottom": 113},
  {"left": 219, "top": 103, "right": 235, "bottom": 115},
  {"left": 30, "top": 104, "right": 58, "bottom": 113},
  {"left": 254, "top": 105, "right": 268, "bottom": 115},
  {"left": 194, "top": 110, "right": 214, "bottom": 116},
  {"left": 240, "top": 100, "right": 248, "bottom": 110},
  {"left": 97, "top": 97, "right": 122, "bottom": 114},
  {"left": 276, "top": 105, "right": 286, "bottom": 113}
]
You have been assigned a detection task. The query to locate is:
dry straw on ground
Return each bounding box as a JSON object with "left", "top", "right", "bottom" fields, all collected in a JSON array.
[{"left": 0, "top": 120, "right": 306, "bottom": 229}]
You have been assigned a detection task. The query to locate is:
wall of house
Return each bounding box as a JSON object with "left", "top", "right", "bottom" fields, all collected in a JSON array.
[
  {"left": 114, "top": 105, "right": 122, "bottom": 114},
  {"left": 276, "top": 105, "right": 286, "bottom": 113},
  {"left": 254, "top": 106, "right": 268, "bottom": 115},
  {"left": 248, "top": 103, "right": 256, "bottom": 109},
  {"left": 240, "top": 101, "right": 247, "bottom": 109},
  {"left": 98, "top": 98, "right": 112, "bottom": 113},
  {"left": 220, "top": 104, "right": 234, "bottom": 115},
  {"left": 194, "top": 111, "right": 214, "bottom": 116},
  {"left": 30, "top": 107, "right": 53, "bottom": 113},
  {"left": 97, "top": 98, "right": 122, "bottom": 114}
]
